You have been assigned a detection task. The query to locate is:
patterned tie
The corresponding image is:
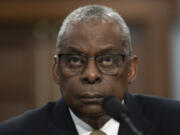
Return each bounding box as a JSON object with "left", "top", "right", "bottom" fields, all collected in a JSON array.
[{"left": 90, "top": 130, "right": 107, "bottom": 135}]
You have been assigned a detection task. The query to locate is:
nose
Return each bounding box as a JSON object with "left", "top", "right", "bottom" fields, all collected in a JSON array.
[{"left": 81, "top": 59, "right": 102, "bottom": 84}]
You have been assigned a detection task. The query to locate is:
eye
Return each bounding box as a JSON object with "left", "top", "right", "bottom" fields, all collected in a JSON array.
[
  {"left": 101, "top": 55, "right": 113, "bottom": 66},
  {"left": 67, "top": 55, "right": 84, "bottom": 66}
]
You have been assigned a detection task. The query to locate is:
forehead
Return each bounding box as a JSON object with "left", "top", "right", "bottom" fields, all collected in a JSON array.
[{"left": 60, "top": 17, "right": 127, "bottom": 55}]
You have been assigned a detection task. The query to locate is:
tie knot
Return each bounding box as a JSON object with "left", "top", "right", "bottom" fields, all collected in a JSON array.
[{"left": 90, "top": 130, "right": 106, "bottom": 135}]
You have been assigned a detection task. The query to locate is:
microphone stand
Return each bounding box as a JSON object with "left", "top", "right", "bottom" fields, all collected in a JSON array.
[
  {"left": 102, "top": 96, "right": 143, "bottom": 135},
  {"left": 120, "top": 113, "right": 143, "bottom": 135}
]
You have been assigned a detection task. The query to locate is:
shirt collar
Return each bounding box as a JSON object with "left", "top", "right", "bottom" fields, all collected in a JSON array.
[{"left": 69, "top": 108, "right": 120, "bottom": 135}]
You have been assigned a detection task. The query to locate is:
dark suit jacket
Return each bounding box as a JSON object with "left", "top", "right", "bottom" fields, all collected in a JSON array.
[{"left": 1, "top": 93, "right": 180, "bottom": 135}]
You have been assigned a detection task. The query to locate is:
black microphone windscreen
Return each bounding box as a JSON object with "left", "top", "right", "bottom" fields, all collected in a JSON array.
[{"left": 102, "top": 96, "right": 128, "bottom": 121}]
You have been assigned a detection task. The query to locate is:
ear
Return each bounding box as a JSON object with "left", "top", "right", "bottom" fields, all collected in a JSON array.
[
  {"left": 128, "top": 55, "right": 138, "bottom": 84},
  {"left": 52, "top": 55, "right": 61, "bottom": 84}
]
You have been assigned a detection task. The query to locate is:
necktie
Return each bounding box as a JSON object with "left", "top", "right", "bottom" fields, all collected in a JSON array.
[{"left": 90, "top": 130, "right": 106, "bottom": 135}]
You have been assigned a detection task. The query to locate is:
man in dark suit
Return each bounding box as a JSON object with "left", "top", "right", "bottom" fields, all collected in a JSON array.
[{"left": 1, "top": 4, "right": 180, "bottom": 135}]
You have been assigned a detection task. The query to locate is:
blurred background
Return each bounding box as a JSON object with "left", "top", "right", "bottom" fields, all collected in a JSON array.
[{"left": 0, "top": 0, "right": 180, "bottom": 122}]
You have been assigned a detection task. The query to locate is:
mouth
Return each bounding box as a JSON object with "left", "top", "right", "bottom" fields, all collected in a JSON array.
[{"left": 78, "top": 93, "right": 104, "bottom": 104}]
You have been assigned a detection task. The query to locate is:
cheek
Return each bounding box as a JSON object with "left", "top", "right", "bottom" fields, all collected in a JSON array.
[
  {"left": 59, "top": 76, "right": 83, "bottom": 109},
  {"left": 111, "top": 78, "right": 127, "bottom": 99},
  {"left": 60, "top": 75, "right": 80, "bottom": 96},
  {"left": 103, "top": 72, "right": 128, "bottom": 99}
]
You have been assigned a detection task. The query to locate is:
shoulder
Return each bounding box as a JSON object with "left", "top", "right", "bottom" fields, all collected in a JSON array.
[
  {"left": 132, "top": 94, "right": 180, "bottom": 129},
  {"left": 133, "top": 94, "right": 180, "bottom": 113},
  {"left": 125, "top": 94, "right": 180, "bottom": 134},
  {"left": 0, "top": 101, "right": 56, "bottom": 135}
]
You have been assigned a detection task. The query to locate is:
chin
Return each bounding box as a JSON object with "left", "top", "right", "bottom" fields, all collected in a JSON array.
[{"left": 79, "top": 105, "right": 105, "bottom": 118}]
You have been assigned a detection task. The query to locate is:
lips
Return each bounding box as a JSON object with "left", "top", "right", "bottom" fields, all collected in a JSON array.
[{"left": 78, "top": 93, "right": 104, "bottom": 104}]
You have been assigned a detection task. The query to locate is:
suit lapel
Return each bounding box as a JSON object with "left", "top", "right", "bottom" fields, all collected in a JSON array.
[
  {"left": 118, "top": 93, "right": 156, "bottom": 135},
  {"left": 52, "top": 98, "right": 78, "bottom": 135}
]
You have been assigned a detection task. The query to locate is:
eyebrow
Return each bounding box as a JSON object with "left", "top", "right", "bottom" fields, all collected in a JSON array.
[
  {"left": 64, "top": 46, "right": 119, "bottom": 55},
  {"left": 98, "top": 48, "right": 114, "bottom": 55},
  {"left": 64, "top": 47, "right": 83, "bottom": 54}
]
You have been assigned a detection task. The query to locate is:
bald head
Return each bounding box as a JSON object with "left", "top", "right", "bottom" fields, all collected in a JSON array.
[{"left": 56, "top": 5, "right": 132, "bottom": 55}]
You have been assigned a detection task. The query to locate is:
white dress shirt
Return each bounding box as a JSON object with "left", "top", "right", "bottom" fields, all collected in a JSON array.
[{"left": 69, "top": 108, "right": 120, "bottom": 135}]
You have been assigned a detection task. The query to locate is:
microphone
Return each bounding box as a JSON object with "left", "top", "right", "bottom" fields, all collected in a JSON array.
[{"left": 102, "top": 96, "right": 143, "bottom": 135}]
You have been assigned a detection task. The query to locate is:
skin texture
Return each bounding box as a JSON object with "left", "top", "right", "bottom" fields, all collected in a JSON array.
[{"left": 52, "top": 17, "right": 137, "bottom": 129}]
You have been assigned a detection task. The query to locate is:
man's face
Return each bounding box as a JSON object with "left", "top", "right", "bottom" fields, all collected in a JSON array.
[{"left": 55, "top": 18, "right": 136, "bottom": 118}]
